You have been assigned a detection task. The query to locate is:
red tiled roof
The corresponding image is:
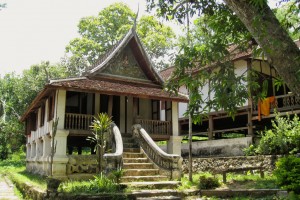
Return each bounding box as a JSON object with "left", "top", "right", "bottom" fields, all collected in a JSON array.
[
  {"left": 48, "top": 77, "right": 188, "bottom": 102},
  {"left": 160, "top": 66, "right": 175, "bottom": 81},
  {"left": 161, "top": 39, "right": 300, "bottom": 80}
]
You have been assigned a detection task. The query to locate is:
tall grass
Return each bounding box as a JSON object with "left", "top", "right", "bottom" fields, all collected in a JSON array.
[{"left": 59, "top": 174, "right": 123, "bottom": 194}]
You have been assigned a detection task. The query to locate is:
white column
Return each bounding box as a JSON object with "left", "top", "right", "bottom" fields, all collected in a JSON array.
[
  {"left": 26, "top": 143, "right": 31, "bottom": 160},
  {"left": 51, "top": 129, "right": 69, "bottom": 177},
  {"left": 168, "top": 101, "right": 182, "bottom": 155},
  {"left": 31, "top": 142, "right": 36, "bottom": 159},
  {"left": 26, "top": 143, "right": 32, "bottom": 172},
  {"left": 55, "top": 90, "right": 66, "bottom": 130},
  {"left": 42, "top": 135, "right": 51, "bottom": 175},
  {"left": 167, "top": 136, "right": 183, "bottom": 155},
  {"left": 171, "top": 102, "right": 179, "bottom": 136}
]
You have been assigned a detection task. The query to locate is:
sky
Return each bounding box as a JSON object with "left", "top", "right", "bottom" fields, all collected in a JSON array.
[
  {"left": 0, "top": 0, "right": 280, "bottom": 76},
  {"left": 0, "top": 0, "right": 148, "bottom": 76}
]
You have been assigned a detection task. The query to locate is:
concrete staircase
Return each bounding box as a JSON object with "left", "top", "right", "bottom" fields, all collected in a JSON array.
[{"left": 120, "top": 134, "right": 180, "bottom": 190}]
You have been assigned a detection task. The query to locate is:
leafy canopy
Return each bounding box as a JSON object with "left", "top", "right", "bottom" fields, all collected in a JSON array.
[
  {"left": 0, "top": 61, "right": 67, "bottom": 159},
  {"left": 64, "top": 2, "right": 176, "bottom": 76},
  {"left": 147, "top": 0, "right": 300, "bottom": 123}
]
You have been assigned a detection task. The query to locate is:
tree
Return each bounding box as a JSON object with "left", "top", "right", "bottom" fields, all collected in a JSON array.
[
  {"left": 147, "top": 0, "right": 300, "bottom": 121},
  {"left": 275, "top": 0, "right": 300, "bottom": 40},
  {"left": 0, "top": 61, "right": 67, "bottom": 159},
  {"left": 64, "top": 2, "right": 176, "bottom": 76},
  {"left": 0, "top": 3, "right": 6, "bottom": 10}
]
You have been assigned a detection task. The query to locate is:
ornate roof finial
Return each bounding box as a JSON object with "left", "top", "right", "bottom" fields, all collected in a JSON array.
[{"left": 133, "top": 3, "right": 139, "bottom": 31}]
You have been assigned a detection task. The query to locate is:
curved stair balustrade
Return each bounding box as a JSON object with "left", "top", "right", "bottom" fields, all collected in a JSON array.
[
  {"left": 132, "top": 124, "right": 183, "bottom": 180},
  {"left": 104, "top": 123, "right": 123, "bottom": 172}
]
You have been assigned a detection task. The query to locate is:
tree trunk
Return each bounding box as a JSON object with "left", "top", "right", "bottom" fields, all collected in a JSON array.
[{"left": 224, "top": 0, "right": 300, "bottom": 95}]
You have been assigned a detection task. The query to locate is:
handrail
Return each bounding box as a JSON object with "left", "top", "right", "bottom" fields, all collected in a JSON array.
[
  {"left": 132, "top": 124, "right": 182, "bottom": 179},
  {"left": 65, "top": 113, "right": 94, "bottom": 130},
  {"left": 104, "top": 123, "right": 123, "bottom": 171},
  {"left": 253, "top": 93, "right": 300, "bottom": 112},
  {"left": 135, "top": 119, "right": 172, "bottom": 135}
]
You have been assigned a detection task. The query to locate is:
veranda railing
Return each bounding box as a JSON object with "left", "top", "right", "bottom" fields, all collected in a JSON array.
[
  {"left": 65, "top": 113, "right": 94, "bottom": 130},
  {"left": 135, "top": 119, "right": 172, "bottom": 136}
]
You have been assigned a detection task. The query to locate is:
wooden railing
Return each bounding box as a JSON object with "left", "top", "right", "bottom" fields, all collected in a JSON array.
[
  {"left": 65, "top": 113, "right": 94, "bottom": 130},
  {"left": 135, "top": 119, "right": 172, "bottom": 135},
  {"left": 253, "top": 93, "right": 300, "bottom": 112},
  {"left": 132, "top": 124, "right": 182, "bottom": 180}
]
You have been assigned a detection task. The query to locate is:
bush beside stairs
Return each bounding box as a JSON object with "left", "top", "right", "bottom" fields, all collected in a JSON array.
[{"left": 121, "top": 134, "right": 182, "bottom": 199}]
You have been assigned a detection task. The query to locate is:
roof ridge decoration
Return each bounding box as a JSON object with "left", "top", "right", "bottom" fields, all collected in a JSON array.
[{"left": 85, "top": 27, "right": 164, "bottom": 85}]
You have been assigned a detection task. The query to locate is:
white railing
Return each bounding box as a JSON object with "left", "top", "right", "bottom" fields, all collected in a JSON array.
[
  {"left": 132, "top": 124, "right": 182, "bottom": 180},
  {"left": 135, "top": 119, "right": 172, "bottom": 136},
  {"left": 65, "top": 113, "right": 94, "bottom": 130},
  {"left": 104, "top": 123, "right": 123, "bottom": 172}
]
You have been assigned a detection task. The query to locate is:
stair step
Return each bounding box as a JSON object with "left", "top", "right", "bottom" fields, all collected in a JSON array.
[
  {"left": 137, "top": 196, "right": 181, "bottom": 200},
  {"left": 122, "top": 181, "right": 180, "bottom": 189},
  {"left": 121, "top": 175, "right": 169, "bottom": 182},
  {"left": 124, "top": 148, "right": 140, "bottom": 153},
  {"left": 123, "top": 163, "right": 154, "bottom": 169},
  {"left": 123, "top": 158, "right": 148, "bottom": 163},
  {"left": 132, "top": 189, "right": 179, "bottom": 197},
  {"left": 123, "top": 152, "right": 145, "bottom": 158},
  {"left": 123, "top": 169, "right": 159, "bottom": 176}
]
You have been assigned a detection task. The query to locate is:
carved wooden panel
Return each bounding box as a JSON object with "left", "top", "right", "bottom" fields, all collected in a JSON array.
[{"left": 101, "top": 46, "right": 148, "bottom": 80}]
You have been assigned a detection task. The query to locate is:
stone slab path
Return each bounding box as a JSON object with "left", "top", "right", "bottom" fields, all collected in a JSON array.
[{"left": 0, "top": 176, "right": 19, "bottom": 200}]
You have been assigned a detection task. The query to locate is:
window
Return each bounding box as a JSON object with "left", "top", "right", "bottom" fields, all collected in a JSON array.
[
  {"left": 152, "top": 100, "right": 160, "bottom": 120},
  {"left": 40, "top": 104, "right": 45, "bottom": 127},
  {"left": 48, "top": 94, "right": 55, "bottom": 121}
]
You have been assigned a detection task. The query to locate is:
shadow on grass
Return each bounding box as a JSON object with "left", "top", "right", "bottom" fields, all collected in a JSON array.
[
  {"left": 223, "top": 173, "right": 278, "bottom": 190},
  {"left": 18, "top": 170, "right": 47, "bottom": 187}
]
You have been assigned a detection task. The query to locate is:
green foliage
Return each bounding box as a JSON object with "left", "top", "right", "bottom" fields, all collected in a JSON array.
[
  {"left": 88, "top": 113, "right": 112, "bottom": 173},
  {"left": 64, "top": 2, "right": 176, "bottom": 75},
  {"left": 275, "top": 0, "right": 300, "bottom": 40},
  {"left": 59, "top": 174, "right": 122, "bottom": 194},
  {"left": 149, "top": 0, "right": 300, "bottom": 122},
  {"left": 273, "top": 155, "right": 300, "bottom": 193},
  {"left": 243, "top": 144, "right": 257, "bottom": 156},
  {"left": 107, "top": 170, "right": 123, "bottom": 184},
  {"left": 198, "top": 175, "right": 220, "bottom": 189},
  {"left": 0, "top": 61, "right": 67, "bottom": 159},
  {"left": 255, "top": 113, "right": 300, "bottom": 155}
]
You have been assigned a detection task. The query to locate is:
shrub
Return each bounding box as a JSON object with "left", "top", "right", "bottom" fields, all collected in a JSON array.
[
  {"left": 107, "top": 170, "right": 123, "bottom": 184},
  {"left": 198, "top": 175, "right": 220, "bottom": 189},
  {"left": 273, "top": 155, "right": 300, "bottom": 193},
  {"left": 244, "top": 113, "right": 300, "bottom": 155}
]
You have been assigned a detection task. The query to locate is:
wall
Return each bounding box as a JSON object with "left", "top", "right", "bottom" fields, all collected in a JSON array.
[
  {"left": 159, "top": 137, "right": 252, "bottom": 157},
  {"left": 182, "top": 155, "right": 280, "bottom": 173},
  {"left": 185, "top": 137, "right": 252, "bottom": 157}
]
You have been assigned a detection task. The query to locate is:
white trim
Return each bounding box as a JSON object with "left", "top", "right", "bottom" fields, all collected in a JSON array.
[{"left": 49, "top": 77, "right": 87, "bottom": 84}]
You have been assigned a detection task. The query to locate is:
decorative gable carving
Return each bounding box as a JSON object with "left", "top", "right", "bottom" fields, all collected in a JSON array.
[{"left": 100, "top": 46, "right": 148, "bottom": 80}]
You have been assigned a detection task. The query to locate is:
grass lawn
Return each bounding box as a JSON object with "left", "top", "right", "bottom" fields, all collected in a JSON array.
[
  {"left": 0, "top": 152, "right": 47, "bottom": 191},
  {"left": 1, "top": 153, "right": 297, "bottom": 199},
  {"left": 180, "top": 171, "right": 278, "bottom": 190}
]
